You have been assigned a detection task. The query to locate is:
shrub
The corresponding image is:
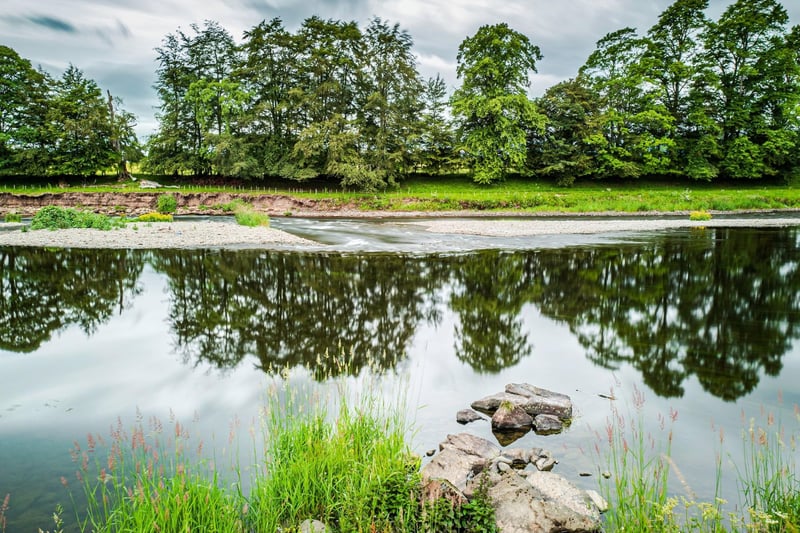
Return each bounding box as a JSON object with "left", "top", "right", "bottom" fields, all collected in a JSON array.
[
  {"left": 156, "top": 194, "right": 177, "bottom": 214},
  {"left": 689, "top": 210, "right": 712, "bottom": 221},
  {"left": 3, "top": 212, "right": 22, "bottom": 223},
  {"left": 30, "top": 206, "right": 123, "bottom": 231},
  {"left": 136, "top": 212, "right": 173, "bottom": 223}
]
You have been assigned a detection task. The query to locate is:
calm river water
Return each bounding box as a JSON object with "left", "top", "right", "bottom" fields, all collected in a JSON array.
[{"left": 1, "top": 218, "right": 800, "bottom": 531}]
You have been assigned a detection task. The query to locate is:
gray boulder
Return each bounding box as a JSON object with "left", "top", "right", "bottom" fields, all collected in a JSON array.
[
  {"left": 491, "top": 401, "right": 534, "bottom": 431},
  {"left": 533, "top": 413, "right": 564, "bottom": 434},
  {"left": 468, "top": 470, "right": 602, "bottom": 533},
  {"left": 471, "top": 383, "right": 573, "bottom": 421},
  {"left": 524, "top": 470, "right": 602, "bottom": 524},
  {"left": 421, "top": 433, "right": 500, "bottom": 491},
  {"left": 456, "top": 408, "right": 485, "bottom": 425},
  {"left": 506, "top": 383, "right": 573, "bottom": 420}
]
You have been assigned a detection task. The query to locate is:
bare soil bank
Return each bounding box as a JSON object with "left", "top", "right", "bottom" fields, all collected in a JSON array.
[{"left": 0, "top": 191, "right": 340, "bottom": 217}]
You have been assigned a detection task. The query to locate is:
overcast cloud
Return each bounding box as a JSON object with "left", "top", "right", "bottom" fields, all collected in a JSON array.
[{"left": 2, "top": 0, "right": 798, "bottom": 138}]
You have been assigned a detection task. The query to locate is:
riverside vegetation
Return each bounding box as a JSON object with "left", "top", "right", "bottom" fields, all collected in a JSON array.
[
  {"left": 9, "top": 371, "right": 798, "bottom": 532},
  {"left": 25, "top": 364, "right": 497, "bottom": 533},
  {"left": 2, "top": 0, "right": 800, "bottom": 189},
  {"left": 23, "top": 204, "right": 269, "bottom": 231}
]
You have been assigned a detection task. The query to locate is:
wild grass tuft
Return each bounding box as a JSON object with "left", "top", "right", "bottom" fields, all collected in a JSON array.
[
  {"left": 597, "top": 387, "right": 800, "bottom": 532},
  {"left": 247, "top": 382, "right": 419, "bottom": 532},
  {"left": 156, "top": 194, "right": 177, "bottom": 214},
  {"left": 737, "top": 403, "right": 800, "bottom": 532},
  {"left": 3, "top": 212, "right": 22, "bottom": 223},
  {"left": 230, "top": 202, "right": 270, "bottom": 227},
  {"left": 595, "top": 385, "right": 679, "bottom": 531}
]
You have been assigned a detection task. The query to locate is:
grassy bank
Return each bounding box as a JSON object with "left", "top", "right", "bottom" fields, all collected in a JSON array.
[
  {"left": 2, "top": 175, "right": 800, "bottom": 214},
  {"left": 48, "top": 374, "right": 494, "bottom": 533}
]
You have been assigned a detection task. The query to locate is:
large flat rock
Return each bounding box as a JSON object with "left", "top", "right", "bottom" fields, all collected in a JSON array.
[{"left": 471, "top": 384, "right": 573, "bottom": 421}]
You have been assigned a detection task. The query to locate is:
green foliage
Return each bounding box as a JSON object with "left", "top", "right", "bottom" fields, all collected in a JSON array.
[
  {"left": 3, "top": 212, "right": 21, "bottom": 223},
  {"left": 156, "top": 194, "right": 177, "bottom": 214},
  {"left": 451, "top": 23, "right": 545, "bottom": 184},
  {"left": 423, "top": 473, "right": 497, "bottom": 532},
  {"left": 136, "top": 212, "right": 173, "bottom": 222},
  {"left": 30, "top": 206, "right": 123, "bottom": 231},
  {"left": 689, "top": 210, "right": 712, "bottom": 221},
  {"left": 234, "top": 209, "right": 270, "bottom": 227}
]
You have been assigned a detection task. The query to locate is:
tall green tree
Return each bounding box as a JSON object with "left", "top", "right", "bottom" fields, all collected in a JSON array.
[
  {"left": 0, "top": 46, "right": 51, "bottom": 175},
  {"left": 48, "top": 65, "right": 117, "bottom": 176},
  {"left": 580, "top": 28, "right": 675, "bottom": 179},
  {"left": 450, "top": 23, "right": 545, "bottom": 184},
  {"left": 279, "top": 17, "right": 364, "bottom": 184},
  {"left": 529, "top": 77, "right": 600, "bottom": 186},
  {"left": 418, "top": 74, "right": 455, "bottom": 174},
  {"left": 358, "top": 17, "right": 424, "bottom": 186},
  {"left": 701, "top": 0, "right": 800, "bottom": 179},
  {"left": 236, "top": 18, "right": 297, "bottom": 177},
  {"left": 146, "top": 21, "right": 240, "bottom": 175}
]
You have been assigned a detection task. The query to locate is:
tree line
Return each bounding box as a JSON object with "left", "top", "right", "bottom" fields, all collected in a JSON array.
[
  {"left": 1, "top": 0, "right": 798, "bottom": 187},
  {"left": 0, "top": 46, "right": 141, "bottom": 178}
]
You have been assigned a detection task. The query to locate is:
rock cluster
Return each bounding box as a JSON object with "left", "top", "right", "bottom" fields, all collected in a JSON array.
[
  {"left": 421, "top": 433, "right": 606, "bottom": 533},
  {"left": 461, "top": 383, "right": 574, "bottom": 443}
]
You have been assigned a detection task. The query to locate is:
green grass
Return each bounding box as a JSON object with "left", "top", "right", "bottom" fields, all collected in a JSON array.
[
  {"left": 58, "top": 360, "right": 495, "bottom": 533},
  {"left": 3, "top": 174, "right": 800, "bottom": 214},
  {"left": 596, "top": 388, "right": 800, "bottom": 532},
  {"left": 30, "top": 206, "right": 126, "bottom": 231},
  {"left": 3, "top": 212, "right": 22, "bottom": 223},
  {"left": 228, "top": 201, "right": 270, "bottom": 227}
]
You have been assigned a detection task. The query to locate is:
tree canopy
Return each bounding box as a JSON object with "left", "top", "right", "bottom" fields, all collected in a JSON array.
[{"left": 1, "top": 0, "right": 799, "bottom": 185}]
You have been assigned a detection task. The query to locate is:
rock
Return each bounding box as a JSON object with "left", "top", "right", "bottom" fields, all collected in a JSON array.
[
  {"left": 506, "top": 383, "right": 574, "bottom": 420},
  {"left": 586, "top": 489, "right": 609, "bottom": 513},
  {"left": 491, "top": 400, "right": 534, "bottom": 431},
  {"left": 426, "top": 449, "right": 436, "bottom": 457},
  {"left": 457, "top": 408, "right": 485, "bottom": 424},
  {"left": 501, "top": 448, "right": 529, "bottom": 467},
  {"left": 533, "top": 413, "right": 564, "bottom": 434},
  {"left": 471, "top": 384, "right": 574, "bottom": 421},
  {"left": 468, "top": 470, "right": 602, "bottom": 533},
  {"left": 602, "top": 471, "right": 612, "bottom": 479},
  {"left": 497, "top": 461, "right": 511, "bottom": 473},
  {"left": 299, "top": 519, "right": 330, "bottom": 533},
  {"left": 422, "top": 433, "right": 500, "bottom": 491},
  {"left": 534, "top": 456, "right": 557, "bottom": 472},
  {"left": 471, "top": 392, "right": 524, "bottom": 414},
  {"left": 420, "top": 478, "right": 468, "bottom": 507},
  {"left": 439, "top": 433, "right": 501, "bottom": 460},
  {"left": 524, "top": 470, "right": 603, "bottom": 526}
]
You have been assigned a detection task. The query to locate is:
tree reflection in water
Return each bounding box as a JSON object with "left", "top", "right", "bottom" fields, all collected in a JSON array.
[{"left": 2, "top": 226, "right": 799, "bottom": 400}]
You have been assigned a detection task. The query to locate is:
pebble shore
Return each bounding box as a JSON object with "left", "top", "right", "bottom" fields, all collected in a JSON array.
[
  {"left": 0, "top": 221, "right": 315, "bottom": 249},
  {"left": 1, "top": 216, "right": 799, "bottom": 249}
]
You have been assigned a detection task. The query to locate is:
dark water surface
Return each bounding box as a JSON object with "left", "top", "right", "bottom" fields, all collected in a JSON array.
[{"left": 1, "top": 221, "right": 800, "bottom": 530}]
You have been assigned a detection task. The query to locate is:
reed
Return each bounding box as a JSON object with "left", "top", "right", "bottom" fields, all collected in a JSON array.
[
  {"left": 60, "top": 359, "right": 494, "bottom": 532},
  {"left": 596, "top": 387, "right": 800, "bottom": 532}
]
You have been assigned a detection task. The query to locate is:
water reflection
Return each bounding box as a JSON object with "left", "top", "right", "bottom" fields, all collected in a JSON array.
[
  {"left": 2, "top": 226, "right": 799, "bottom": 400},
  {"left": 0, "top": 248, "right": 143, "bottom": 352}
]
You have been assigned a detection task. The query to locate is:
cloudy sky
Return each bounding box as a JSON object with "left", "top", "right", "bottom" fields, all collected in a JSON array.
[{"left": 3, "top": 0, "right": 798, "bottom": 138}]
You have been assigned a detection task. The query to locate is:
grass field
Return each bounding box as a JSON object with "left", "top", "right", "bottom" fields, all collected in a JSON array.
[{"left": 2, "top": 174, "right": 800, "bottom": 214}]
